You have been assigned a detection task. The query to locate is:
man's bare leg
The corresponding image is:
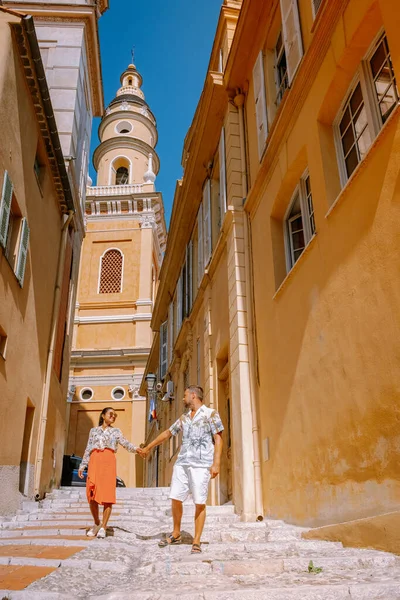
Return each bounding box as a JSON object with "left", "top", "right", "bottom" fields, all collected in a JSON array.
[
  {"left": 89, "top": 501, "right": 100, "bottom": 526},
  {"left": 171, "top": 499, "right": 183, "bottom": 539},
  {"left": 193, "top": 504, "right": 206, "bottom": 546}
]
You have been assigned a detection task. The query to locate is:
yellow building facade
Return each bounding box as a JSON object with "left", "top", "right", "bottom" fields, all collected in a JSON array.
[
  {"left": 68, "top": 64, "right": 167, "bottom": 488},
  {"left": 143, "top": 0, "right": 400, "bottom": 546},
  {"left": 0, "top": 4, "right": 101, "bottom": 514}
]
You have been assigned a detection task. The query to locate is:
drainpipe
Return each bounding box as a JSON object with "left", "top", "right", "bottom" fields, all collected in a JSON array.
[
  {"left": 34, "top": 210, "right": 74, "bottom": 498},
  {"left": 234, "top": 91, "right": 264, "bottom": 521}
]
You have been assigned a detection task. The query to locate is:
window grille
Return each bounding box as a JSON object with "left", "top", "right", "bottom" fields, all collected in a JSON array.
[{"left": 99, "top": 249, "right": 123, "bottom": 293}]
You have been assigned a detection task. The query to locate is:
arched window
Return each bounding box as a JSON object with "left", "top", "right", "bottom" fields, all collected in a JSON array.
[
  {"left": 110, "top": 157, "right": 131, "bottom": 185},
  {"left": 99, "top": 249, "right": 123, "bottom": 293},
  {"left": 116, "top": 167, "right": 129, "bottom": 185}
]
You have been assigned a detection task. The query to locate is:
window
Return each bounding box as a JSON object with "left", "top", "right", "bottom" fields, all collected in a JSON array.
[
  {"left": 335, "top": 33, "right": 398, "bottom": 185},
  {"left": 0, "top": 172, "right": 30, "bottom": 287},
  {"left": 0, "top": 325, "right": 7, "bottom": 359},
  {"left": 197, "top": 204, "right": 204, "bottom": 287},
  {"left": 99, "top": 249, "right": 123, "bottom": 293},
  {"left": 112, "top": 387, "right": 125, "bottom": 400},
  {"left": 160, "top": 321, "right": 168, "bottom": 379},
  {"left": 116, "top": 121, "right": 133, "bottom": 134},
  {"left": 116, "top": 166, "right": 129, "bottom": 184},
  {"left": 312, "top": 0, "right": 323, "bottom": 18},
  {"left": 338, "top": 82, "right": 372, "bottom": 180},
  {"left": 203, "top": 179, "right": 212, "bottom": 266},
  {"left": 275, "top": 32, "right": 289, "bottom": 106},
  {"left": 369, "top": 35, "right": 399, "bottom": 124},
  {"left": 219, "top": 129, "right": 227, "bottom": 222},
  {"left": 253, "top": 51, "right": 268, "bottom": 158},
  {"left": 196, "top": 338, "right": 201, "bottom": 385},
  {"left": 185, "top": 241, "right": 193, "bottom": 317},
  {"left": 80, "top": 388, "right": 93, "bottom": 401},
  {"left": 168, "top": 302, "right": 174, "bottom": 365},
  {"left": 33, "top": 155, "right": 44, "bottom": 190},
  {"left": 279, "top": 0, "right": 303, "bottom": 84},
  {"left": 285, "top": 173, "right": 316, "bottom": 270}
]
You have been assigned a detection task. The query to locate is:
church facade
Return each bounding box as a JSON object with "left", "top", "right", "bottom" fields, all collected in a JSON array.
[{"left": 67, "top": 64, "right": 166, "bottom": 487}]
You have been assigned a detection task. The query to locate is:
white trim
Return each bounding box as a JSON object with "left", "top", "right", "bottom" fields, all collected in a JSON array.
[
  {"left": 98, "top": 247, "right": 124, "bottom": 294},
  {"left": 71, "top": 396, "right": 146, "bottom": 403},
  {"left": 109, "top": 155, "right": 133, "bottom": 185},
  {"left": 79, "top": 387, "right": 94, "bottom": 401},
  {"left": 111, "top": 386, "right": 126, "bottom": 400},
  {"left": 284, "top": 170, "right": 315, "bottom": 273},
  {"left": 136, "top": 298, "right": 153, "bottom": 307},
  {"left": 74, "top": 313, "right": 152, "bottom": 324},
  {"left": 70, "top": 374, "right": 142, "bottom": 386}
]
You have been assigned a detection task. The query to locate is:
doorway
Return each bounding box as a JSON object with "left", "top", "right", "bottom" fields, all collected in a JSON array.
[
  {"left": 217, "top": 357, "right": 232, "bottom": 505},
  {"left": 19, "top": 400, "right": 35, "bottom": 496}
]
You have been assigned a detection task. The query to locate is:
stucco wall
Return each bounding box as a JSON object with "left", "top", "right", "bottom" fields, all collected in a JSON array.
[{"left": 248, "top": 0, "right": 400, "bottom": 525}]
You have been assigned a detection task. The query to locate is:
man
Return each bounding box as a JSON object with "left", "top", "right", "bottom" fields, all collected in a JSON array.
[{"left": 140, "top": 385, "right": 223, "bottom": 554}]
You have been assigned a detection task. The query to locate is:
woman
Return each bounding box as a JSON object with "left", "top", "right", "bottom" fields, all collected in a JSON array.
[{"left": 78, "top": 407, "right": 140, "bottom": 538}]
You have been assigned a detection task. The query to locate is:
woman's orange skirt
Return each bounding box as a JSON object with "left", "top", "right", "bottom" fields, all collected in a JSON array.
[{"left": 86, "top": 448, "right": 116, "bottom": 505}]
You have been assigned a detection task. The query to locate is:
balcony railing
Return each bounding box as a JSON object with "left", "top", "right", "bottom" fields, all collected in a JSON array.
[
  {"left": 86, "top": 184, "right": 143, "bottom": 197},
  {"left": 85, "top": 197, "right": 154, "bottom": 217}
]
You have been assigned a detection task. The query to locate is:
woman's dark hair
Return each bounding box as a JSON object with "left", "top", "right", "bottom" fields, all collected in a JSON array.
[{"left": 99, "top": 407, "right": 116, "bottom": 426}]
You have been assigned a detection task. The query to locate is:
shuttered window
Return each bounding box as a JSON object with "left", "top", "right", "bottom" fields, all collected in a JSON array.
[
  {"left": 99, "top": 249, "right": 123, "bottom": 293},
  {"left": 177, "top": 271, "right": 183, "bottom": 333},
  {"left": 252, "top": 52, "right": 268, "bottom": 159},
  {"left": 280, "top": 0, "right": 303, "bottom": 84},
  {"left": 185, "top": 241, "right": 193, "bottom": 317},
  {"left": 160, "top": 320, "right": 168, "bottom": 379},
  {"left": 0, "top": 171, "right": 13, "bottom": 249},
  {"left": 16, "top": 218, "right": 30, "bottom": 287},
  {"left": 219, "top": 129, "right": 227, "bottom": 221},
  {"left": 312, "top": 0, "right": 323, "bottom": 17},
  {"left": 197, "top": 203, "right": 204, "bottom": 287},
  {"left": 203, "top": 179, "right": 212, "bottom": 266},
  {"left": 168, "top": 301, "right": 174, "bottom": 365},
  {"left": 53, "top": 229, "right": 74, "bottom": 379}
]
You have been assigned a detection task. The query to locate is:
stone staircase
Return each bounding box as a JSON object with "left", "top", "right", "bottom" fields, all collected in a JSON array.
[{"left": 0, "top": 487, "right": 400, "bottom": 599}]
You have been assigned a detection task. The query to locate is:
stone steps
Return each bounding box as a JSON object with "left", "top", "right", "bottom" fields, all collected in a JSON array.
[{"left": 1, "top": 487, "right": 400, "bottom": 599}]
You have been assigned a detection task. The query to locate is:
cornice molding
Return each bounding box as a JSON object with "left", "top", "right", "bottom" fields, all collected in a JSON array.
[
  {"left": 99, "top": 109, "right": 158, "bottom": 147},
  {"left": 74, "top": 313, "right": 152, "bottom": 324},
  {"left": 8, "top": 7, "right": 105, "bottom": 115},
  {"left": 93, "top": 137, "right": 160, "bottom": 174}
]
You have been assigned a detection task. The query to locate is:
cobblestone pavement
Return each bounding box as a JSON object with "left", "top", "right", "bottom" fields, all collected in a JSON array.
[{"left": 0, "top": 487, "right": 400, "bottom": 599}]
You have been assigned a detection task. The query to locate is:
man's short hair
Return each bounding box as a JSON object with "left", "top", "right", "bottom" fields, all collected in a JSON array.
[{"left": 186, "top": 385, "right": 203, "bottom": 401}]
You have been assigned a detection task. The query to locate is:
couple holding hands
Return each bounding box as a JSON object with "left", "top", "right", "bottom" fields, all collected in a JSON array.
[{"left": 78, "top": 385, "right": 224, "bottom": 554}]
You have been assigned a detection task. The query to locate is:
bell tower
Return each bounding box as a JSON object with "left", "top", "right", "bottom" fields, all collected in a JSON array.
[
  {"left": 67, "top": 63, "right": 167, "bottom": 487},
  {"left": 94, "top": 63, "right": 159, "bottom": 188}
]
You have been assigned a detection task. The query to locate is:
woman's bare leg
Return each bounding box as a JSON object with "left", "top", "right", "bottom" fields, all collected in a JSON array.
[
  {"left": 101, "top": 503, "right": 113, "bottom": 529},
  {"left": 89, "top": 501, "right": 100, "bottom": 526}
]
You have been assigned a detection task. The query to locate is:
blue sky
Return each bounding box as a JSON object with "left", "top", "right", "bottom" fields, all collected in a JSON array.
[{"left": 90, "top": 0, "right": 222, "bottom": 224}]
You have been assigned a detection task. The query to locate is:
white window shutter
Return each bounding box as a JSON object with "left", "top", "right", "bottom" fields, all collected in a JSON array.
[
  {"left": 168, "top": 302, "right": 174, "bottom": 365},
  {"left": 252, "top": 52, "right": 268, "bottom": 159},
  {"left": 160, "top": 321, "right": 168, "bottom": 379},
  {"left": 219, "top": 128, "right": 227, "bottom": 221},
  {"left": 203, "top": 179, "right": 212, "bottom": 266},
  {"left": 16, "top": 217, "right": 30, "bottom": 287},
  {"left": 187, "top": 240, "right": 193, "bottom": 312},
  {"left": 197, "top": 203, "right": 204, "bottom": 287},
  {"left": 177, "top": 271, "right": 183, "bottom": 332},
  {"left": 0, "top": 171, "right": 13, "bottom": 248},
  {"left": 280, "top": 0, "right": 303, "bottom": 84}
]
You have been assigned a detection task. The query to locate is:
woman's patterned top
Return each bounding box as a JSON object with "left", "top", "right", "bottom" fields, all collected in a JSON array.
[
  {"left": 80, "top": 426, "right": 137, "bottom": 470},
  {"left": 169, "top": 404, "right": 224, "bottom": 468}
]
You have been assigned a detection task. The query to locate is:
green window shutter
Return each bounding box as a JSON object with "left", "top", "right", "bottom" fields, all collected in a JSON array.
[
  {"left": 0, "top": 171, "right": 13, "bottom": 248},
  {"left": 16, "top": 218, "right": 30, "bottom": 287}
]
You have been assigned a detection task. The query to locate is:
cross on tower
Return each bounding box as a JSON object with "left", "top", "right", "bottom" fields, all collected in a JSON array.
[{"left": 131, "top": 47, "right": 135, "bottom": 64}]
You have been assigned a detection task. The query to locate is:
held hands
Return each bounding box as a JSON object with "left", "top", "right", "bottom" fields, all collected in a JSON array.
[
  {"left": 136, "top": 445, "right": 150, "bottom": 459},
  {"left": 210, "top": 463, "right": 220, "bottom": 479},
  {"left": 78, "top": 468, "right": 85, "bottom": 480}
]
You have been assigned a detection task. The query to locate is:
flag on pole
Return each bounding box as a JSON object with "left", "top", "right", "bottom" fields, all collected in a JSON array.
[{"left": 149, "top": 395, "right": 157, "bottom": 422}]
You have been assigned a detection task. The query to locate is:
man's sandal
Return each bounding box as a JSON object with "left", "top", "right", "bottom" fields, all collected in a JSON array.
[
  {"left": 158, "top": 534, "right": 182, "bottom": 547},
  {"left": 191, "top": 543, "right": 202, "bottom": 554}
]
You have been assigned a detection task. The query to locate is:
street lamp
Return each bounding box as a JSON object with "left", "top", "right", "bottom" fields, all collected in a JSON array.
[{"left": 145, "top": 373, "right": 157, "bottom": 392}]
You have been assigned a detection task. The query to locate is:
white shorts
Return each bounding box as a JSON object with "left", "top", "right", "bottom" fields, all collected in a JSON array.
[{"left": 169, "top": 465, "right": 211, "bottom": 505}]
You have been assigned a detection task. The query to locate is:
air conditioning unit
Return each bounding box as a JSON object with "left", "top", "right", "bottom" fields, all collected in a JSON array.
[{"left": 161, "top": 380, "right": 174, "bottom": 402}]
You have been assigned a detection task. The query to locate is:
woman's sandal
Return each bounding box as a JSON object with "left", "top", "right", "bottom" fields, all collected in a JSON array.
[
  {"left": 158, "top": 534, "right": 182, "bottom": 547},
  {"left": 191, "top": 543, "right": 202, "bottom": 554}
]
